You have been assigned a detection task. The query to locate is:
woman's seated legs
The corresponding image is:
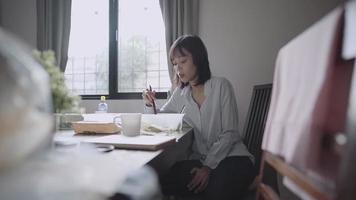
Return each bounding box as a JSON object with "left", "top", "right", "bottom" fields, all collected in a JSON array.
[
  {"left": 160, "top": 159, "right": 202, "bottom": 197},
  {"left": 203, "top": 156, "right": 256, "bottom": 200},
  {"left": 161, "top": 156, "right": 256, "bottom": 200}
]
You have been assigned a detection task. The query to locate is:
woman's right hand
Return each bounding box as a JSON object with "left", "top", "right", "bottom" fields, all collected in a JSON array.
[{"left": 142, "top": 89, "right": 156, "bottom": 107}]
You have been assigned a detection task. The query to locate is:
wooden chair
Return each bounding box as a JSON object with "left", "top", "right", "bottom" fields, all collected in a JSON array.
[
  {"left": 243, "top": 84, "right": 273, "bottom": 171},
  {"left": 241, "top": 84, "right": 279, "bottom": 200},
  {"left": 256, "top": 59, "right": 356, "bottom": 200}
]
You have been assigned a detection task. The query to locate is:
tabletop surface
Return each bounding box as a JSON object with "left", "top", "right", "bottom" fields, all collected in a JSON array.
[{"left": 50, "top": 127, "right": 193, "bottom": 196}]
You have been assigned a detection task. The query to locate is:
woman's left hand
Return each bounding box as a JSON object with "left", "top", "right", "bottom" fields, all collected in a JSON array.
[{"left": 187, "top": 166, "right": 211, "bottom": 193}]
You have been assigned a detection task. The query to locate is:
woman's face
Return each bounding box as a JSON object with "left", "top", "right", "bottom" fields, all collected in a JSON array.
[{"left": 172, "top": 48, "right": 198, "bottom": 84}]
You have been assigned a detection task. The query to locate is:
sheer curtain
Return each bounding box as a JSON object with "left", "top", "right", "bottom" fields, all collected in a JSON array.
[
  {"left": 159, "top": 0, "right": 199, "bottom": 89},
  {"left": 37, "top": 0, "right": 72, "bottom": 72}
]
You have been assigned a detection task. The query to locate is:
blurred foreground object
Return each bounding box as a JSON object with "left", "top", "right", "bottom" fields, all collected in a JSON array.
[
  {"left": 0, "top": 28, "right": 160, "bottom": 200},
  {"left": 0, "top": 28, "right": 53, "bottom": 171}
]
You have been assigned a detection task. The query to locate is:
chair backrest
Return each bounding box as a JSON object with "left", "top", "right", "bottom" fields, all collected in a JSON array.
[{"left": 243, "top": 84, "right": 272, "bottom": 170}]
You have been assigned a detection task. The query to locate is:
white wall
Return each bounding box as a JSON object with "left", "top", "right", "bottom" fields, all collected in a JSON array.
[
  {"left": 199, "top": 0, "right": 344, "bottom": 132},
  {"left": 0, "top": 0, "right": 37, "bottom": 48}
]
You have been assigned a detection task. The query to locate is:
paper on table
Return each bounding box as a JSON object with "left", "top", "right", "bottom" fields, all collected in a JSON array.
[{"left": 84, "top": 134, "right": 176, "bottom": 151}]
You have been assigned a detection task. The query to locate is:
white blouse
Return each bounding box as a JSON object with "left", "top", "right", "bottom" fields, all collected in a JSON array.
[{"left": 145, "top": 77, "right": 253, "bottom": 169}]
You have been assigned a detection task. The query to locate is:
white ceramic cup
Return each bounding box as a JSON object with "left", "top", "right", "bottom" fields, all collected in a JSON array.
[{"left": 120, "top": 113, "right": 142, "bottom": 137}]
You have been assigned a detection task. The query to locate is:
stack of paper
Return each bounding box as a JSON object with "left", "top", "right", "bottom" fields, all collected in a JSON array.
[{"left": 84, "top": 134, "right": 176, "bottom": 151}]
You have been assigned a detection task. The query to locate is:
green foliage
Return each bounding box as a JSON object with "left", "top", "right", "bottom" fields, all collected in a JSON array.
[{"left": 33, "top": 50, "right": 81, "bottom": 113}]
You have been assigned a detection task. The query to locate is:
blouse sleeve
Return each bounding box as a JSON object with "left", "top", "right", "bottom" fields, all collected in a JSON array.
[
  {"left": 203, "top": 79, "right": 242, "bottom": 169},
  {"left": 143, "top": 87, "right": 182, "bottom": 114}
]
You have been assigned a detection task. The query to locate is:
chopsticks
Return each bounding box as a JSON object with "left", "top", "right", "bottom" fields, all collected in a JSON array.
[{"left": 149, "top": 85, "right": 157, "bottom": 114}]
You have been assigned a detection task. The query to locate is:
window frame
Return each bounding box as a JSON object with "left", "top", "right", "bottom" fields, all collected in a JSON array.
[{"left": 81, "top": 0, "right": 168, "bottom": 100}]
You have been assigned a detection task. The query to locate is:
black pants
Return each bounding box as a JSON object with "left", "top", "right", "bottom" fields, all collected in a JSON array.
[{"left": 160, "top": 156, "right": 256, "bottom": 200}]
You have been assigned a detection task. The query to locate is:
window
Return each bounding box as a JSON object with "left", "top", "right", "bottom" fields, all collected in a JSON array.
[{"left": 64, "top": 0, "right": 170, "bottom": 99}]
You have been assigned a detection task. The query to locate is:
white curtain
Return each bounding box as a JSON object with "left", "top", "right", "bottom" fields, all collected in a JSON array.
[{"left": 37, "top": 0, "right": 72, "bottom": 72}]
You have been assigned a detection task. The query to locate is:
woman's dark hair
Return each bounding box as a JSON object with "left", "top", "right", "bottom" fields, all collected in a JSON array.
[{"left": 169, "top": 35, "right": 211, "bottom": 88}]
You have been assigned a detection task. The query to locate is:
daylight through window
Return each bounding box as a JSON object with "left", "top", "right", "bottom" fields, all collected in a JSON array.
[{"left": 64, "top": 0, "right": 170, "bottom": 98}]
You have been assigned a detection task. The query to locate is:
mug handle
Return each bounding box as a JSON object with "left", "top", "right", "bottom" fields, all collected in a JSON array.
[{"left": 113, "top": 116, "right": 121, "bottom": 125}]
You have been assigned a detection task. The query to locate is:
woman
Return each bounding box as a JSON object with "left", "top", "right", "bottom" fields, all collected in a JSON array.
[{"left": 143, "top": 35, "right": 255, "bottom": 200}]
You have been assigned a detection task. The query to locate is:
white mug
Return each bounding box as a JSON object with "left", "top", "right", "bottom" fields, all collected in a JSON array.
[{"left": 120, "top": 113, "right": 141, "bottom": 137}]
